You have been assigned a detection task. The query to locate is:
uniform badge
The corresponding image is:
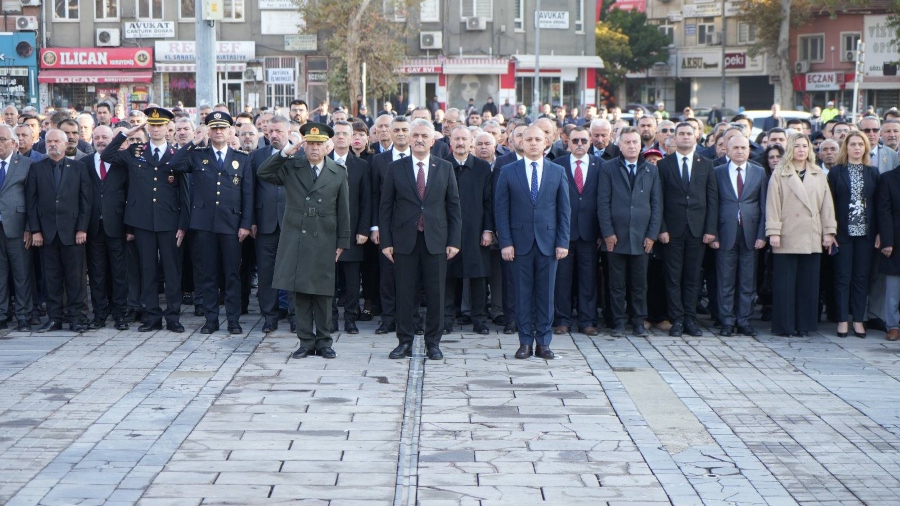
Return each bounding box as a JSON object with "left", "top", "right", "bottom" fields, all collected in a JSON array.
[
  {"left": 233, "top": 175, "right": 240, "bottom": 185},
  {"left": 168, "top": 174, "right": 175, "bottom": 183},
  {"left": 203, "top": 159, "right": 209, "bottom": 165},
  {"left": 232, "top": 160, "right": 239, "bottom": 169}
]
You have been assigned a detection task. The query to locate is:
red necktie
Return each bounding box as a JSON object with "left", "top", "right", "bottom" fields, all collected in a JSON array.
[
  {"left": 574, "top": 160, "right": 584, "bottom": 194},
  {"left": 416, "top": 162, "right": 425, "bottom": 232},
  {"left": 99, "top": 160, "right": 107, "bottom": 180}
]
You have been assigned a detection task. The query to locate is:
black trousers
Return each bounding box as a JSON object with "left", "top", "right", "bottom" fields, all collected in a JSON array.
[
  {"left": 772, "top": 253, "right": 821, "bottom": 334},
  {"left": 378, "top": 252, "right": 396, "bottom": 324},
  {"left": 361, "top": 240, "right": 380, "bottom": 306},
  {"left": 394, "top": 232, "right": 446, "bottom": 345},
  {"left": 333, "top": 261, "right": 361, "bottom": 322},
  {"left": 239, "top": 235, "right": 255, "bottom": 311},
  {"left": 702, "top": 247, "right": 719, "bottom": 320},
  {"left": 501, "top": 255, "right": 517, "bottom": 324},
  {"left": 0, "top": 227, "right": 33, "bottom": 320},
  {"left": 293, "top": 292, "right": 332, "bottom": 350},
  {"left": 664, "top": 232, "right": 706, "bottom": 324},
  {"left": 834, "top": 236, "right": 874, "bottom": 323},
  {"left": 86, "top": 223, "right": 127, "bottom": 319},
  {"left": 445, "top": 276, "right": 487, "bottom": 325},
  {"left": 607, "top": 252, "right": 648, "bottom": 327},
  {"left": 255, "top": 227, "right": 281, "bottom": 322},
  {"left": 195, "top": 230, "right": 242, "bottom": 323},
  {"left": 42, "top": 235, "right": 85, "bottom": 322},
  {"left": 126, "top": 239, "right": 142, "bottom": 311},
  {"left": 133, "top": 228, "right": 181, "bottom": 323},
  {"left": 646, "top": 250, "right": 669, "bottom": 323},
  {"left": 554, "top": 239, "right": 598, "bottom": 329}
]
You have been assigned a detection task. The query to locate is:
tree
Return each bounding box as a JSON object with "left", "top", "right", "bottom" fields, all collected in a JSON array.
[
  {"left": 298, "top": 0, "right": 421, "bottom": 107},
  {"left": 594, "top": 7, "right": 671, "bottom": 88}
]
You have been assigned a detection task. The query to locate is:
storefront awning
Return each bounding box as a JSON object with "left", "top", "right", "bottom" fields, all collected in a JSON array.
[
  {"left": 155, "top": 63, "right": 247, "bottom": 73},
  {"left": 442, "top": 58, "right": 509, "bottom": 75},
  {"left": 38, "top": 70, "right": 154, "bottom": 84},
  {"left": 513, "top": 55, "right": 605, "bottom": 69}
]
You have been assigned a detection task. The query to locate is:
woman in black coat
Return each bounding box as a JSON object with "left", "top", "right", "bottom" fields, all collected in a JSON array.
[
  {"left": 876, "top": 161, "right": 900, "bottom": 341},
  {"left": 827, "top": 132, "right": 879, "bottom": 338},
  {"left": 757, "top": 144, "right": 784, "bottom": 321}
]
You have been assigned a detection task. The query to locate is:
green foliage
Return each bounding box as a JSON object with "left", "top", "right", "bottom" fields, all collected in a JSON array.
[{"left": 594, "top": 6, "right": 671, "bottom": 84}]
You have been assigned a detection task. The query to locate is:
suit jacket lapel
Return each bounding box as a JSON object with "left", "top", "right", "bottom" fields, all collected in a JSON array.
[
  {"left": 422, "top": 160, "right": 440, "bottom": 202},
  {"left": 294, "top": 156, "right": 314, "bottom": 191},
  {"left": 310, "top": 158, "right": 336, "bottom": 193},
  {"left": 516, "top": 160, "right": 531, "bottom": 199},
  {"left": 2, "top": 155, "right": 19, "bottom": 192},
  {"left": 403, "top": 157, "right": 421, "bottom": 201}
]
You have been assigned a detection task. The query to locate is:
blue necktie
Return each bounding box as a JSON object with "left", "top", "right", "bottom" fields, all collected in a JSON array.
[
  {"left": 216, "top": 150, "right": 224, "bottom": 171},
  {"left": 530, "top": 161, "right": 538, "bottom": 204},
  {"left": 0, "top": 161, "right": 6, "bottom": 190}
]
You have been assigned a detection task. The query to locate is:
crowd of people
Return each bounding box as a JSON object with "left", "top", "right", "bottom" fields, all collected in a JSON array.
[{"left": 2, "top": 97, "right": 900, "bottom": 362}]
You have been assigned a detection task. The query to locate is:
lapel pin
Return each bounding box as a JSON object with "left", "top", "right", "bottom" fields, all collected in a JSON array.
[{"left": 232, "top": 160, "right": 239, "bottom": 169}]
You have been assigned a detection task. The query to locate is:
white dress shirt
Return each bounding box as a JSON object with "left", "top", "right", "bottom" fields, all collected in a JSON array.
[
  {"left": 392, "top": 148, "right": 410, "bottom": 161},
  {"left": 676, "top": 148, "right": 696, "bottom": 181},
  {"left": 412, "top": 155, "right": 429, "bottom": 186},
  {"left": 523, "top": 156, "right": 543, "bottom": 189},
  {"left": 569, "top": 154, "right": 590, "bottom": 180},
  {"left": 94, "top": 152, "right": 105, "bottom": 179}
]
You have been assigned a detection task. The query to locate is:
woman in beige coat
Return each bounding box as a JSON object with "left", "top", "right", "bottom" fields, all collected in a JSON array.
[{"left": 766, "top": 133, "right": 837, "bottom": 336}]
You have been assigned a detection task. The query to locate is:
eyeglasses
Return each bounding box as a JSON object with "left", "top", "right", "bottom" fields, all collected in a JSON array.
[
  {"left": 569, "top": 138, "right": 590, "bottom": 144},
  {"left": 861, "top": 128, "right": 879, "bottom": 133},
  {"left": 660, "top": 128, "right": 674, "bottom": 133}
]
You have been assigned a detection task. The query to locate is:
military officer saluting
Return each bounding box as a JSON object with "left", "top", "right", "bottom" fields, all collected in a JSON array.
[
  {"left": 101, "top": 107, "right": 189, "bottom": 333},
  {"left": 169, "top": 111, "right": 254, "bottom": 334}
]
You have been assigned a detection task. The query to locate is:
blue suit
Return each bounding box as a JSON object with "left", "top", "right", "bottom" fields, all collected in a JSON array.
[{"left": 495, "top": 158, "right": 570, "bottom": 346}]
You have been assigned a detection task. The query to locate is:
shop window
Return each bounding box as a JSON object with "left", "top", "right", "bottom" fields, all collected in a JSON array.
[
  {"left": 265, "top": 56, "right": 297, "bottom": 109},
  {"left": 164, "top": 73, "right": 196, "bottom": 108},
  {"left": 95, "top": 0, "right": 118, "bottom": 19},
  {"left": 137, "top": 0, "right": 162, "bottom": 19},
  {"left": 54, "top": 0, "right": 79, "bottom": 20},
  {"left": 448, "top": 74, "right": 497, "bottom": 111},
  {"left": 799, "top": 34, "right": 825, "bottom": 63}
]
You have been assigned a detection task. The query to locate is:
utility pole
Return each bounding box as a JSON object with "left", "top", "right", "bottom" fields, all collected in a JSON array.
[
  {"left": 720, "top": 0, "right": 726, "bottom": 108},
  {"left": 533, "top": 0, "right": 541, "bottom": 119},
  {"left": 196, "top": 0, "right": 219, "bottom": 123}
]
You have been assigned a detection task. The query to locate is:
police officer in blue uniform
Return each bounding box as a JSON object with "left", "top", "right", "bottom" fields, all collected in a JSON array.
[
  {"left": 101, "top": 107, "right": 189, "bottom": 332},
  {"left": 168, "top": 112, "right": 254, "bottom": 334}
]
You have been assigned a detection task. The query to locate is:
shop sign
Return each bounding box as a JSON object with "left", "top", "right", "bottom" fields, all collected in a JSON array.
[
  {"left": 0, "top": 70, "right": 28, "bottom": 98},
  {"left": 154, "top": 41, "right": 255, "bottom": 62},
  {"left": 724, "top": 52, "right": 764, "bottom": 72},
  {"left": 398, "top": 64, "right": 441, "bottom": 74},
  {"left": 683, "top": 3, "right": 721, "bottom": 17},
  {"left": 806, "top": 72, "right": 842, "bottom": 90},
  {"left": 40, "top": 47, "right": 153, "bottom": 69},
  {"left": 258, "top": 0, "right": 295, "bottom": 8},
  {"left": 679, "top": 51, "right": 721, "bottom": 76},
  {"left": 124, "top": 21, "right": 174, "bottom": 38},
  {"left": 308, "top": 72, "right": 327, "bottom": 82},
  {"left": 863, "top": 15, "right": 900, "bottom": 77},
  {"left": 285, "top": 34, "right": 316, "bottom": 51},
  {"left": 536, "top": 11, "right": 569, "bottom": 29},
  {"left": 266, "top": 68, "right": 294, "bottom": 83}
]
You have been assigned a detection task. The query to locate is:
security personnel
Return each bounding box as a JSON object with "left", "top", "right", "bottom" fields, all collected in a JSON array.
[
  {"left": 169, "top": 111, "right": 253, "bottom": 334},
  {"left": 101, "top": 107, "right": 189, "bottom": 333}
]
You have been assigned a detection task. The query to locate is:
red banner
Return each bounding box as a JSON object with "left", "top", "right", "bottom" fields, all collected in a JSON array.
[{"left": 40, "top": 47, "right": 153, "bottom": 69}]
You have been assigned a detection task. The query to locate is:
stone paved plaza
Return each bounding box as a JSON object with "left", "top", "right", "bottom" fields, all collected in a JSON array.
[{"left": 1, "top": 304, "right": 899, "bottom": 505}]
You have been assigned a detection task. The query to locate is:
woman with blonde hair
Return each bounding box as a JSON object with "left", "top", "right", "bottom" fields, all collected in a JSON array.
[
  {"left": 766, "top": 133, "right": 837, "bottom": 336},
  {"left": 827, "top": 132, "right": 879, "bottom": 338}
]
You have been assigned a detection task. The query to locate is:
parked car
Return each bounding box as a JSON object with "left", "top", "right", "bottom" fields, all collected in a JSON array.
[
  {"left": 739, "top": 110, "right": 812, "bottom": 140},
  {"left": 693, "top": 107, "right": 740, "bottom": 123}
]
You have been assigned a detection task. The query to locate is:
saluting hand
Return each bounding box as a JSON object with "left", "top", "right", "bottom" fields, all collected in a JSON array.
[
  {"left": 282, "top": 140, "right": 303, "bottom": 157},
  {"left": 125, "top": 124, "right": 145, "bottom": 138},
  {"left": 192, "top": 128, "right": 207, "bottom": 146}
]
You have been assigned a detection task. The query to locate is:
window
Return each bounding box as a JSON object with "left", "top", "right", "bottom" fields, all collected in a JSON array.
[
  {"left": 383, "top": 0, "right": 406, "bottom": 22},
  {"left": 223, "top": 0, "right": 243, "bottom": 20},
  {"left": 95, "top": 0, "right": 118, "bottom": 19},
  {"left": 137, "top": 0, "right": 162, "bottom": 19},
  {"left": 842, "top": 32, "right": 861, "bottom": 61},
  {"left": 461, "top": 0, "right": 492, "bottom": 20},
  {"left": 54, "top": 0, "right": 79, "bottom": 20},
  {"left": 179, "top": 0, "right": 193, "bottom": 18},
  {"left": 420, "top": 0, "right": 439, "bottom": 22},
  {"left": 737, "top": 22, "right": 756, "bottom": 44},
  {"left": 575, "top": 0, "right": 584, "bottom": 33},
  {"left": 658, "top": 24, "right": 674, "bottom": 44},
  {"left": 698, "top": 18, "right": 716, "bottom": 45},
  {"left": 799, "top": 34, "right": 825, "bottom": 62},
  {"left": 514, "top": 0, "right": 523, "bottom": 31},
  {"left": 266, "top": 57, "right": 297, "bottom": 110}
]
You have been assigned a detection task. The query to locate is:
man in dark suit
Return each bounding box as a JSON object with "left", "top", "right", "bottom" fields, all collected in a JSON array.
[
  {"left": 0, "top": 125, "right": 35, "bottom": 332},
  {"left": 495, "top": 125, "right": 571, "bottom": 360},
  {"left": 169, "top": 112, "right": 254, "bottom": 334},
  {"left": 443, "top": 126, "right": 493, "bottom": 335},
  {"left": 711, "top": 135, "right": 767, "bottom": 336},
  {"left": 553, "top": 127, "right": 601, "bottom": 336},
  {"left": 85, "top": 125, "right": 129, "bottom": 331},
  {"left": 330, "top": 120, "right": 371, "bottom": 334},
  {"left": 259, "top": 122, "right": 351, "bottom": 360},
  {"left": 588, "top": 119, "right": 620, "bottom": 161},
  {"left": 492, "top": 123, "right": 527, "bottom": 334},
  {"left": 27, "top": 129, "right": 92, "bottom": 332},
  {"left": 597, "top": 127, "right": 662, "bottom": 337},
  {"left": 380, "top": 118, "right": 462, "bottom": 361},
  {"left": 251, "top": 115, "right": 292, "bottom": 333},
  {"left": 656, "top": 122, "right": 719, "bottom": 337},
  {"left": 101, "top": 107, "right": 189, "bottom": 333}
]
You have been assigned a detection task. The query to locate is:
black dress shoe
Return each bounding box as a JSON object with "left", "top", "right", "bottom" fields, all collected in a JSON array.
[
  {"left": 344, "top": 321, "right": 359, "bottom": 334},
  {"left": 375, "top": 321, "right": 395, "bottom": 334},
  {"left": 357, "top": 309, "right": 373, "bottom": 322},
  {"left": 837, "top": 331, "right": 849, "bottom": 338},
  {"left": 123, "top": 309, "right": 136, "bottom": 323},
  {"left": 318, "top": 347, "right": 337, "bottom": 359},
  {"left": 70, "top": 322, "right": 86, "bottom": 332},
  {"left": 114, "top": 318, "right": 129, "bottom": 331},
  {"left": 514, "top": 345, "right": 533, "bottom": 359},
  {"left": 610, "top": 325, "right": 625, "bottom": 337},
  {"left": 290, "top": 319, "right": 297, "bottom": 333},
  {"left": 669, "top": 323, "right": 684, "bottom": 337},
  {"left": 633, "top": 325, "right": 648, "bottom": 337},
  {"left": 443, "top": 322, "right": 454, "bottom": 334},
  {"left": 16, "top": 320, "right": 30, "bottom": 332},
  {"left": 88, "top": 317, "right": 107, "bottom": 329},
  {"left": 194, "top": 306, "right": 205, "bottom": 317},
  {"left": 134, "top": 310, "right": 145, "bottom": 324},
  {"left": 414, "top": 322, "right": 425, "bottom": 335},
  {"left": 854, "top": 330, "right": 867, "bottom": 339},
  {"left": 684, "top": 321, "right": 703, "bottom": 337},
  {"left": 534, "top": 345, "right": 555, "bottom": 359},
  {"left": 28, "top": 314, "right": 42, "bottom": 326},
  {"left": 167, "top": 321, "right": 185, "bottom": 333},
  {"left": 262, "top": 321, "right": 277, "bottom": 333},
  {"left": 37, "top": 320, "right": 63, "bottom": 333},
  {"left": 503, "top": 322, "right": 518, "bottom": 334},
  {"left": 720, "top": 326, "right": 734, "bottom": 337},
  {"left": 456, "top": 315, "right": 473, "bottom": 325},
  {"left": 228, "top": 322, "right": 242, "bottom": 334},
  {"left": 736, "top": 325, "right": 758, "bottom": 337},
  {"left": 201, "top": 321, "right": 219, "bottom": 334},
  {"left": 793, "top": 330, "right": 808, "bottom": 337},
  {"left": 389, "top": 342, "right": 413, "bottom": 359},
  {"left": 182, "top": 292, "right": 194, "bottom": 305},
  {"left": 493, "top": 314, "right": 507, "bottom": 326},
  {"left": 425, "top": 344, "right": 443, "bottom": 360},
  {"left": 138, "top": 320, "right": 163, "bottom": 332},
  {"left": 291, "top": 346, "right": 311, "bottom": 359},
  {"left": 473, "top": 322, "right": 490, "bottom": 334}
]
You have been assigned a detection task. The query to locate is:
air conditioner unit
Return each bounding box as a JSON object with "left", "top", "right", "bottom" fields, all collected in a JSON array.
[
  {"left": 794, "top": 60, "right": 810, "bottom": 73},
  {"left": 20, "top": 0, "right": 40, "bottom": 6},
  {"left": 14, "top": 16, "right": 37, "bottom": 31},
  {"left": 96, "top": 28, "right": 121, "bottom": 47},
  {"left": 845, "top": 50, "right": 856, "bottom": 62},
  {"left": 706, "top": 32, "right": 721, "bottom": 45},
  {"left": 419, "top": 31, "right": 442, "bottom": 50},
  {"left": 466, "top": 16, "right": 487, "bottom": 31}
]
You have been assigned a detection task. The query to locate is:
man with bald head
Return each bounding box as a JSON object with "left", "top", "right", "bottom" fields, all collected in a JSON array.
[
  {"left": 0, "top": 123, "right": 35, "bottom": 331},
  {"left": 534, "top": 117, "right": 566, "bottom": 160}
]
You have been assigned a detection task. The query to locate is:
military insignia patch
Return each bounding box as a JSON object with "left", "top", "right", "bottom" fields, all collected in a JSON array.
[
  {"left": 232, "top": 160, "right": 239, "bottom": 169},
  {"left": 233, "top": 176, "right": 240, "bottom": 185},
  {"left": 203, "top": 159, "right": 209, "bottom": 165}
]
